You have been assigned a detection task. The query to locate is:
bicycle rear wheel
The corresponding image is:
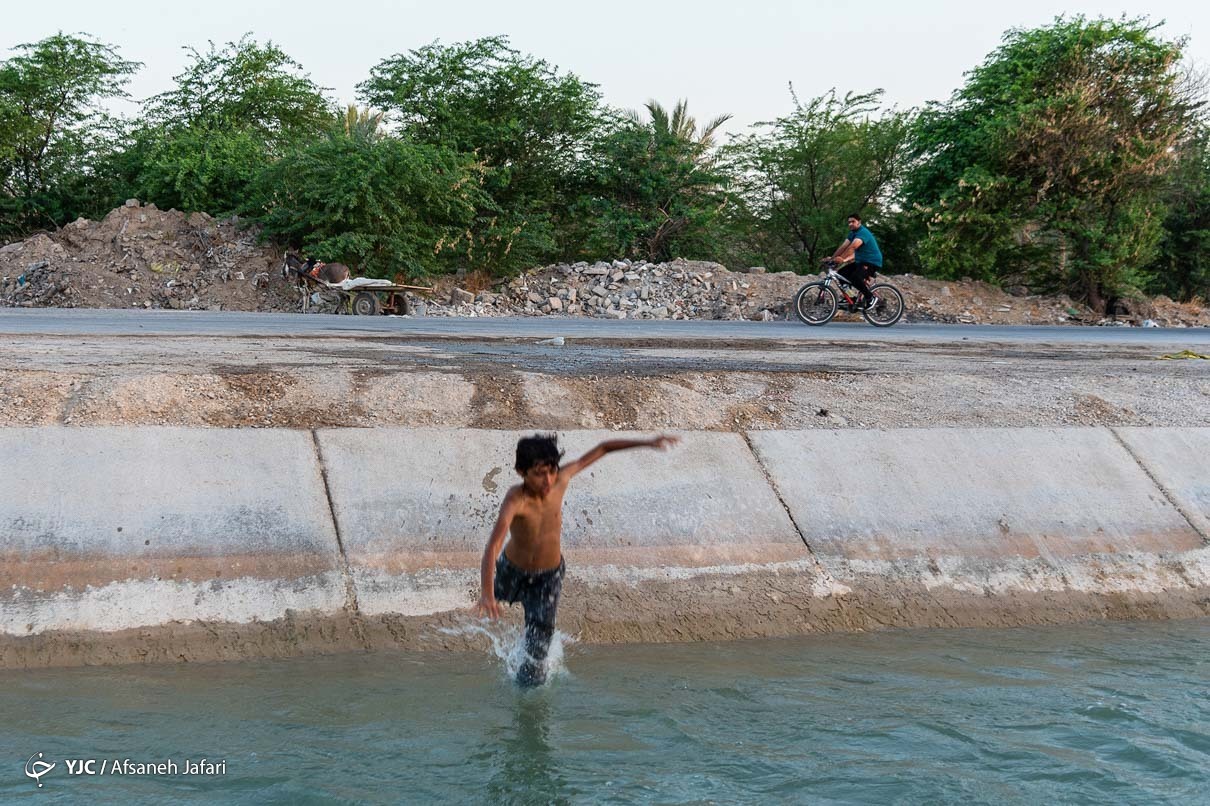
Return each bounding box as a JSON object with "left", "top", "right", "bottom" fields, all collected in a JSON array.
[
  {"left": 862, "top": 283, "right": 904, "bottom": 327},
  {"left": 793, "top": 282, "right": 838, "bottom": 325}
]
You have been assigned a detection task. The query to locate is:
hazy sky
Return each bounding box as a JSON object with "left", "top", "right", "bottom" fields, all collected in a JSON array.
[{"left": 4, "top": 0, "right": 1206, "bottom": 134}]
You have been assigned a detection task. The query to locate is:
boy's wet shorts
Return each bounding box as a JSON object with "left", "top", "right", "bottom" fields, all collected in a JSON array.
[{"left": 494, "top": 553, "right": 566, "bottom": 629}]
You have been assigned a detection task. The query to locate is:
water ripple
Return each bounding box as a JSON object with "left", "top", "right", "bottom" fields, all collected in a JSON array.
[{"left": 0, "top": 619, "right": 1207, "bottom": 803}]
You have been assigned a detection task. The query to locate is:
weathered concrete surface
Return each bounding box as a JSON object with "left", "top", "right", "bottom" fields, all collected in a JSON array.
[
  {"left": 316, "top": 428, "right": 807, "bottom": 617},
  {"left": 0, "top": 427, "right": 347, "bottom": 639},
  {"left": 1114, "top": 427, "right": 1210, "bottom": 541},
  {"left": 748, "top": 427, "right": 1201, "bottom": 559},
  {"left": 747, "top": 427, "right": 1209, "bottom": 619},
  {"left": 3, "top": 425, "right": 1209, "bottom": 669}
]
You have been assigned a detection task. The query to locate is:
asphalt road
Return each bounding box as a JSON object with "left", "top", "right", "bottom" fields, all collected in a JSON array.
[{"left": 2, "top": 307, "right": 1208, "bottom": 347}]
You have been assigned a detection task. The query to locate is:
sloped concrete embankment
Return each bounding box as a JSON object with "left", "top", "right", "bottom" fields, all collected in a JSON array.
[{"left": 2, "top": 426, "right": 1208, "bottom": 668}]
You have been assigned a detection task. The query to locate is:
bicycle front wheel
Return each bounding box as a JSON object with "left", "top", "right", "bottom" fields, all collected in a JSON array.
[
  {"left": 863, "top": 283, "right": 905, "bottom": 327},
  {"left": 793, "top": 282, "right": 838, "bottom": 325}
]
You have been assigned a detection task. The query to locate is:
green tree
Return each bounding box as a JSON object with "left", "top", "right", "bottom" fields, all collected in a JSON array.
[
  {"left": 1146, "top": 118, "right": 1210, "bottom": 301},
  {"left": 246, "top": 120, "right": 489, "bottom": 279},
  {"left": 572, "top": 100, "right": 732, "bottom": 261},
  {"left": 635, "top": 99, "right": 731, "bottom": 150},
  {"left": 341, "top": 104, "right": 384, "bottom": 141},
  {"left": 905, "top": 16, "right": 1198, "bottom": 309},
  {"left": 724, "top": 89, "right": 912, "bottom": 273},
  {"left": 0, "top": 33, "right": 139, "bottom": 236},
  {"left": 359, "top": 36, "right": 604, "bottom": 273},
  {"left": 129, "top": 36, "right": 333, "bottom": 214}
]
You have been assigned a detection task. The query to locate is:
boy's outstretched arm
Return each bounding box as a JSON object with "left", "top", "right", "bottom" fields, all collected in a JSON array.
[
  {"left": 560, "top": 434, "right": 680, "bottom": 479},
  {"left": 475, "top": 489, "right": 519, "bottom": 619}
]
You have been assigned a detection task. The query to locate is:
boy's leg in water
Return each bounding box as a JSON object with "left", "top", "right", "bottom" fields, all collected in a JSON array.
[{"left": 517, "top": 562, "right": 566, "bottom": 688}]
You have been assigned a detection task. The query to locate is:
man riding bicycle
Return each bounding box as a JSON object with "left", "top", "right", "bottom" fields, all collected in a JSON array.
[{"left": 826, "top": 213, "right": 882, "bottom": 310}]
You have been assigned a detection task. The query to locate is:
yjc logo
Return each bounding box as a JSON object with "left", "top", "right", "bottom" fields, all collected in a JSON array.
[{"left": 25, "top": 752, "right": 55, "bottom": 788}]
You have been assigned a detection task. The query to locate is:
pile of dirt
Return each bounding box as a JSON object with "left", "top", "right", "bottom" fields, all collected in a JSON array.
[
  {"left": 3, "top": 202, "right": 1207, "bottom": 327},
  {"left": 0, "top": 200, "right": 297, "bottom": 312},
  {"left": 423, "top": 259, "right": 1210, "bottom": 327}
]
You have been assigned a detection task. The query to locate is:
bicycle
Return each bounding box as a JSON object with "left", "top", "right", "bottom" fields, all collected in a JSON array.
[{"left": 792, "top": 259, "right": 905, "bottom": 327}]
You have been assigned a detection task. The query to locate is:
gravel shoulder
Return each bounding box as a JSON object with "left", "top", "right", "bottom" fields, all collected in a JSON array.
[{"left": 4, "top": 331, "right": 1208, "bottom": 431}]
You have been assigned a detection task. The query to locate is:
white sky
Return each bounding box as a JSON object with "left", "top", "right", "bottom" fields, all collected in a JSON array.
[{"left": 3, "top": 0, "right": 1206, "bottom": 135}]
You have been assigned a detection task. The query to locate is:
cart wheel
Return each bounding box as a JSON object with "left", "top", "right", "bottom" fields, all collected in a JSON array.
[{"left": 352, "top": 291, "right": 381, "bottom": 316}]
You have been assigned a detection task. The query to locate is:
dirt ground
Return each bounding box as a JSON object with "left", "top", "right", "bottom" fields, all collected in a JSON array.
[
  {"left": 3, "top": 332, "right": 1208, "bottom": 431},
  {"left": 0, "top": 202, "right": 297, "bottom": 313},
  {"left": 3, "top": 201, "right": 1207, "bottom": 328}
]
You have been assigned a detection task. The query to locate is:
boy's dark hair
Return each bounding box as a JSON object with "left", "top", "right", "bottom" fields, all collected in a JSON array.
[
  {"left": 848, "top": 213, "right": 862, "bottom": 222},
  {"left": 515, "top": 433, "right": 564, "bottom": 473}
]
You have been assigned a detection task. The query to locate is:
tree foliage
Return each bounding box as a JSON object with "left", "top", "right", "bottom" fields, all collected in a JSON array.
[
  {"left": 0, "top": 33, "right": 139, "bottom": 235},
  {"left": 724, "top": 89, "right": 912, "bottom": 273},
  {"left": 359, "top": 36, "right": 603, "bottom": 273},
  {"left": 905, "top": 16, "right": 1199, "bottom": 308},
  {"left": 1146, "top": 117, "right": 1210, "bottom": 300},
  {"left": 129, "top": 36, "right": 334, "bottom": 214},
  {"left": 635, "top": 99, "right": 731, "bottom": 150},
  {"left": 246, "top": 120, "right": 489, "bottom": 279},
  {"left": 570, "top": 100, "right": 731, "bottom": 261},
  {"left": 1, "top": 21, "right": 1206, "bottom": 301}
]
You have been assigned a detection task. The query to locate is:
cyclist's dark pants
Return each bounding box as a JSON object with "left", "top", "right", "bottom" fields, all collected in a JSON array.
[
  {"left": 839, "top": 262, "right": 878, "bottom": 304},
  {"left": 495, "top": 553, "right": 565, "bottom": 687}
]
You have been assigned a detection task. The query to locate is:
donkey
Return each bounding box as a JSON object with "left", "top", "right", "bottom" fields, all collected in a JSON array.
[{"left": 283, "top": 252, "right": 351, "bottom": 284}]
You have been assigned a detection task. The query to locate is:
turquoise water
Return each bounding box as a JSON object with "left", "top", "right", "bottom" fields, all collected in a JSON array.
[{"left": 2, "top": 619, "right": 1208, "bottom": 804}]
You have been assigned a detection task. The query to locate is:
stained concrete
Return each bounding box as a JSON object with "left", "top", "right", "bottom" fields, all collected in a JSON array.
[
  {"left": 1114, "top": 427, "right": 1210, "bottom": 541},
  {"left": 315, "top": 428, "right": 803, "bottom": 616},
  {"left": 2, "top": 425, "right": 1209, "bottom": 668},
  {"left": 745, "top": 428, "right": 1209, "bottom": 623},
  {"left": 0, "top": 427, "right": 345, "bottom": 635},
  {"left": 746, "top": 427, "right": 1202, "bottom": 561}
]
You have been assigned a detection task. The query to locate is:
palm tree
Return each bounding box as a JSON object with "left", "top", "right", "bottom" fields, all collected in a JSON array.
[
  {"left": 343, "top": 104, "right": 384, "bottom": 141},
  {"left": 629, "top": 99, "right": 732, "bottom": 152},
  {"left": 619, "top": 99, "right": 732, "bottom": 259}
]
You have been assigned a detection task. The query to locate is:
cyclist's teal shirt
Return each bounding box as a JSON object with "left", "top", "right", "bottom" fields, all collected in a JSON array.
[{"left": 846, "top": 225, "right": 883, "bottom": 267}]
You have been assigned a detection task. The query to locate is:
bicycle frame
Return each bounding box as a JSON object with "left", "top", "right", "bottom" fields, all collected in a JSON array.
[
  {"left": 796, "top": 260, "right": 902, "bottom": 327},
  {"left": 822, "top": 268, "right": 865, "bottom": 310}
]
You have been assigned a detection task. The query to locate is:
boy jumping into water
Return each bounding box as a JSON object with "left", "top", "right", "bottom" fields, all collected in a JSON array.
[{"left": 475, "top": 432, "right": 680, "bottom": 687}]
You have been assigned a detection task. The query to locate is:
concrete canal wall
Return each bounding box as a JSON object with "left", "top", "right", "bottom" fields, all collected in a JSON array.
[{"left": 2, "top": 426, "right": 1208, "bottom": 668}]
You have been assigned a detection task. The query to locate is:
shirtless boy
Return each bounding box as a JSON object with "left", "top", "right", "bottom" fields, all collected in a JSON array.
[{"left": 475, "top": 432, "right": 680, "bottom": 686}]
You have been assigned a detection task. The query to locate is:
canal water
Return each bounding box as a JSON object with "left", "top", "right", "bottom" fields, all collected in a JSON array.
[{"left": 2, "top": 619, "right": 1207, "bottom": 804}]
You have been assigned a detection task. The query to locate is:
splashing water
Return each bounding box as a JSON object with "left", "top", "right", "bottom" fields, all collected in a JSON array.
[{"left": 439, "top": 618, "right": 575, "bottom": 686}]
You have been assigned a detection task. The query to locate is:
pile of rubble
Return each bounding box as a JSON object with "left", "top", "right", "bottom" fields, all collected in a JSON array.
[
  {"left": 0, "top": 200, "right": 296, "bottom": 312},
  {"left": 422, "top": 258, "right": 1210, "bottom": 327},
  {"left": 3, "top": 202, "right": 1206, "bottom": 327},
  {"left": 424, "top": 259, "right": 787, "bottom": 321}
]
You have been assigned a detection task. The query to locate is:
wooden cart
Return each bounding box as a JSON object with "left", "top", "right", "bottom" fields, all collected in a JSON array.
[{"left": 285, "top": 264, "right": 433, "bottom": 315}]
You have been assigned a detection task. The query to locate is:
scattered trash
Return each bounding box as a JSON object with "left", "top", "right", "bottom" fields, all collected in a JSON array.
[
  {"left": 0, "top": 204, "right": 298, "bottom": 312},
  {"left": 1156, "top": 350, "right": 1210, "bottom": 360},
  {"left": 536, "top": 336, "right": 565, "bottom": 346},
  {"left": 1142, "top": 319, "right": 1158, "bottom": 328}
]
